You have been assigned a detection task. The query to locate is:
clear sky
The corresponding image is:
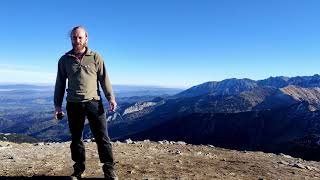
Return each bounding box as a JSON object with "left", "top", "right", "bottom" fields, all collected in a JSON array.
[{"left": 0, "top": 0, "right": 319, "bottom": 88}]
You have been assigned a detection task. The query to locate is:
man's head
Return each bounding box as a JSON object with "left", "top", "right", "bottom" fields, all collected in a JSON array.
[{"left": 70, "top": 26, "right": 88, "bottom": 53}]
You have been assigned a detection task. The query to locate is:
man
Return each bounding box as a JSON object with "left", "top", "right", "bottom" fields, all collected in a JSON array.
[{"left": 54, "top": 26, "right": 118, "bottom": 180}]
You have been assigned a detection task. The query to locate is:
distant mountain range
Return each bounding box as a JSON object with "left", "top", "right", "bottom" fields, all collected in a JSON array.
[
  {"left": 0, "top": 84, "right": 183, "bottom": 97},
  {"left": 175, "top": 74, "right": 320, "bottom": 98},
  {"left": 110, "top": 74, "right": 320, "bottom": 160}
]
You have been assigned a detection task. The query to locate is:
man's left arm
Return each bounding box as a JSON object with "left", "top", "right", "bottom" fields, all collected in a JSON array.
[{"left": 96, "top": 53, "right": 117, "bottom": 112}]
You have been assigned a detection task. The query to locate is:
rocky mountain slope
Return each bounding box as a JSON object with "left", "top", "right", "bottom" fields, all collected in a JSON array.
[
  {"left": 0, "top": 140, "right": 320, "bottom": 179},
  {"left": 121, "top": 102, "right": 320, "bottom": 160},
  {"left": 111, "top": 83, "right": 320, "bottom": 140}
]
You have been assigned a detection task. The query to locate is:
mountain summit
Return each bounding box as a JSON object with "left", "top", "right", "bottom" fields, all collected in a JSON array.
[{"left": 0, "top": 140, "right": 319, "bottom": 179}]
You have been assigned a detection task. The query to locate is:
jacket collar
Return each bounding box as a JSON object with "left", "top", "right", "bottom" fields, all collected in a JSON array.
[{"left": 66, "top": 47, "right": 94, "bottom": 57}]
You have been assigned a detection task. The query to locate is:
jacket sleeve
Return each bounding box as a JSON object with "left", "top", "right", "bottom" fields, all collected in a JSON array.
[
  {"left": 54, "top": 57, "right": 67, "bottom": 108},
  {"left": 96, "top": 53, "right": 115, "bottom": 102}
]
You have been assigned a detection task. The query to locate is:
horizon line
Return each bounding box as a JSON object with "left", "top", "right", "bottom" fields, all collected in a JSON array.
[{"left": 1, "top": 73, "right": 319, "bottom": 89}]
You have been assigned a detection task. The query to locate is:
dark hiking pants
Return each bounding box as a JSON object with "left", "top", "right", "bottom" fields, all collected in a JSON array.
[{"left": 66, "top": 99, "right": 114, "bottom": 169}]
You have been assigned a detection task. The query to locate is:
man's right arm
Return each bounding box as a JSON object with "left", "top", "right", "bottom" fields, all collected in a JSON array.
[{"left": 54, "top": 58, "right": 67, "bottom": 118}]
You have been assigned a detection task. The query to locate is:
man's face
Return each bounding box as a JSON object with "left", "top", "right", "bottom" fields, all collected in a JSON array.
[{"left": 71, "top": 28, "right": 88, "bottom": 53}]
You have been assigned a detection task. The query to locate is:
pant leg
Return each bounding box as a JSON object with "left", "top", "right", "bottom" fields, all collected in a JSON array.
[
  {"left": 66, "top": 101, "right": 86, "bottom": 164},
  {"left": 85, "top": 99, "right": 114, "bottom": 164}
]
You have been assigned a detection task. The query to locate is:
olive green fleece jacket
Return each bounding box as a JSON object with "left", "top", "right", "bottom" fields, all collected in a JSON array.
[{"left": 54, "top": 48, "right": 115, "bottom": 108}]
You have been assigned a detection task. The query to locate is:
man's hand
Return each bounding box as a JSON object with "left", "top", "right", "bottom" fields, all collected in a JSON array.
[
  {"left": 54, "top": 107, "right": 65, "bottom": 120},
  {"left": 109, "top": 99, "right": 117, "bottom": 112}
]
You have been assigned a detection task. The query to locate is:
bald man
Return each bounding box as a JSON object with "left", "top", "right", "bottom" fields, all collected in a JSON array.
[{"left": 54, "top": 26, "right": 118, "bottom": 179}]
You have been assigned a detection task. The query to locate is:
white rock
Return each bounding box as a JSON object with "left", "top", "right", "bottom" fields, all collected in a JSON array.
[
  {"left": 158, "top": 140, "right": 169, "bottom": 144},
  {"left": 177, "top": 141, "right": 187, "bottom": 145},
  {"left": 278, "top": 161, "right": 289, "bottom": 165},
  {"left": 125, "top": 139, "right": 133, "bottom": 144},
  {"left": 175, "top": 150, "right": 182, "bottom": 155},
  {"left": 279, "top": 153, "right": 293, "bottom": 159},
  {"left": 292, "top": 163, "right": 306, "bottom": 169},
  {"left": 34, "top": 142, "right": 44, "bottom": 146}
]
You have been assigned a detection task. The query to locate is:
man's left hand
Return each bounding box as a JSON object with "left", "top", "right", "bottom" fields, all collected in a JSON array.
[{"left": 109, "top": 99, "right": 117, "bottom": 112}]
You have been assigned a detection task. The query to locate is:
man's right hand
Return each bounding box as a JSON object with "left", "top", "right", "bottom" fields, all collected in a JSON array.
[{"left": 54, "top": 107, "right": 65, "bottom": 120}]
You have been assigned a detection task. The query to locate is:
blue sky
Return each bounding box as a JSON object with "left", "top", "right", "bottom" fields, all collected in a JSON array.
[{"left": 0, "top": 0, "right": 319, "bottom": 88}]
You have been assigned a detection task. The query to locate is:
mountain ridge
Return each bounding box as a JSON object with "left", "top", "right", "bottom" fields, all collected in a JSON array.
[{"left": 176, "top": 74, "right": 320, "bottom": 98}]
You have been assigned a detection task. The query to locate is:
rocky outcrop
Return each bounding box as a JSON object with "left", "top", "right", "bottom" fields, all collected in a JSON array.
[
  {"left": 123, "top": 102, "right": 157, "bottom": 115},
  {"left": 281, "top": 85, "right": 320, "bottom": 110},
  {"left": 0, "top": 133, "right": 38, "bottom": 143}
]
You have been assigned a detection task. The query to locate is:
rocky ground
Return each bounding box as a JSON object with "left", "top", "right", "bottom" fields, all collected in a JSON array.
[{"left": 0, "top": 140, "right": 320, "bottom": 179}]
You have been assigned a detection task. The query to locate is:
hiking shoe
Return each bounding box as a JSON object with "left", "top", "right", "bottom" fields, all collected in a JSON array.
[
  {"left": 71, "top": 162, "right": 85, "bottom": 179},
  {"left": 104, "top": 169, "right": 118, "bottom": 180},
  {"left": 103, "top": 164, "right": 118, "bottom": 180},
  {"left": 71, "top": 171, "right": 85, "bottom": 179}
]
